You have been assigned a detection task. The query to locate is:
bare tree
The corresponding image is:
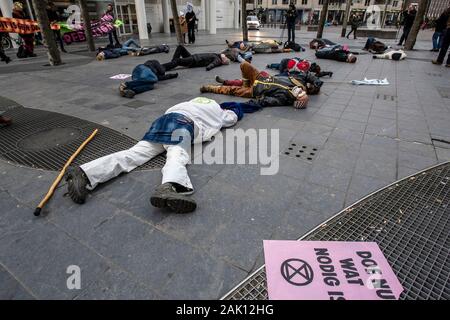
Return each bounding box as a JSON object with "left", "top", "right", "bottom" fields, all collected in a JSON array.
[
  {"left": 341, "top": 0, "right": 352, "bottom": 37},
  {"left": 78, "top": 0, "right": 95, "bottom": 52},
  {"left": 404, "top": 0, "right": 430, "bottom": 50},
  {"left": 31, "top": 0, "right": 62, "bottom": 65},
  {"left": 242, "top": 0, "right": 248, "bottom": 41},
  {"left": 170, "top": 0, "right": 183, "bottom": 45},
  {"left": 317, "top": 0, "right": 329, "bottom": 39}
]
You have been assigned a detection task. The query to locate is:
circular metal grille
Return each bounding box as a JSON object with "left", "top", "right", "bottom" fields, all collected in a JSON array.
[{"left": 0, "top": 105, "right": 165, "bottom": 171}]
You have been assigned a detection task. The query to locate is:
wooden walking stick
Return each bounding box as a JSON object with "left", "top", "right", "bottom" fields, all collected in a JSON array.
[{"left": 34, "top": 129, "right": 98, "bottom": 216}]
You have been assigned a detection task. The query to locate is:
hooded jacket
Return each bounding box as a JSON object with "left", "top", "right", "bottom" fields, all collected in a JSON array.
[
  {"left": 251, "top": 75, "right": 306, "bottom": 107},
  {"left": 190, "top": 53, "right": 223, "bottom": 70}
]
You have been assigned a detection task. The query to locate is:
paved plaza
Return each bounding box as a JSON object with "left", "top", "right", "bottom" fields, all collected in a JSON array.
[{"left": 0, "top": 26, "right": 449, "bottom": 299}]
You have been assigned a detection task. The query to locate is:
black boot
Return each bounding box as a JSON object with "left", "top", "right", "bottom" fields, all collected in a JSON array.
[
  {"left": 150, "top": 182, "right": 196, "bottom": 214},
  {"left": 66, "top": 166, "right": 89, "bottom": 204},
  {"left": 215, "top": 75, "right": 225, "bottom": 84}
]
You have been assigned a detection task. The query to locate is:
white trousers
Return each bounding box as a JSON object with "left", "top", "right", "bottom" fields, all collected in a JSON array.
[{"left": 80, "top": 140, "right": 193, "bottom": 190}]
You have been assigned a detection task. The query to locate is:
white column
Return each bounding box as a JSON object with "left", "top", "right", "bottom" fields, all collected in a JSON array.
[
  {"left": 205, "top": 0, "right": 209, "bottom": 31},
  {"left": 234, "top": 0, "right": 240, "bottom": 29},
  {"left": 161, "top": 0, "right": 170, "bottom": 34},
  {"left": 200, "top": 0, "right": 206, "bottom": 30},
  {"left": 0, "top": 0, "right": 18, "bottom": 48},
  {"left": 209, "top": 0, "right": 216, "bottom": 34},
  {"left": 135, "top": 0, "right": 149, "bottom": 40}
]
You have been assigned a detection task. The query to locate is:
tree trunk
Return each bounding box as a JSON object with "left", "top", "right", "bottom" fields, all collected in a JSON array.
[
  {"left": 404, "top": 0, "right": 429, "bottom": 50},
  {"left": 169, "top": 0, "right": 183, "bottom": 45},
  {"left": 341, "top": 0, "right": 352, "bottom": 37},
  {"left": 31, "top": 0, "right": 62, "bottom": 66},
  {"left": 242, "top": 0, "right": 248, "bottom": 41},
  {"left": 317, "top": 0, "right": 329, "bottom": 39},
  {"left": 381, "top": 0, "right": 389, "bottom": 28},
  {"left": 78, "top": 0, "right": 95, "bottom": 52}
]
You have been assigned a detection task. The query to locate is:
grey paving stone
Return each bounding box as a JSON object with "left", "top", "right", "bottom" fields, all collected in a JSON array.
[
  {"left": 336, "top": 118, "right": 367, "bottom": 133},
  {"left": 348, "top": 174, "right": 394, "bottom": 201},
  {"left": 398, "top": 151, "right": 437, "bottom": 171},
  {"left": 0, "top": 222, "right": 110, "bottom": 299},
  {"left": 355, "top": 157, "right": 397, "bottom": 180},
  {"left": 362, "top": 134, "right": 399, "bottom": 150},
  {"left": 0, "top": 265, "right": 35, "bottom": 299},
  {"left": 435, "top": 147, "right": 450, "bottom": 162},
  {"left": 308, "top": 164, "right": 353, "bottom": 192},
  {"left": 295, "top": 183, "right": 346, "bottom": 215},
  {"left": 398, "top": 129, "right": 432, "bottom": 144}
]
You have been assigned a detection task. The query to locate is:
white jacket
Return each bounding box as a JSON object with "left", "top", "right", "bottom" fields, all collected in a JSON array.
[{"left": 165, "top": 97, "right": 238, "bottom": 143}]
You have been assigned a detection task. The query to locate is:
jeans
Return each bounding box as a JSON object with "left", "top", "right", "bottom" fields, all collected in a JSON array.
[
  {"left": 287, "top": 22, "right": 295, "bottom": 42},
  {"left": 125, "top": 64, "right": 158, "bottom": 94},
  {"left": 121, "top": 38, "right": 140, "bottom": 52},
  {"left": 432, "top": 31, "right": 443, "bottom": 50},
  {"left": 436, "top": 28, "right": 450, "bottom": 65},
  {"left": 142, "top": 113, "right": 194, "bottom": 145}
]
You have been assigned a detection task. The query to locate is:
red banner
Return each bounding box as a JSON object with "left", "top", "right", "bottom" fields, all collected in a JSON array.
[{"left": 0, "top": 17, "right": 40, "bottom": 34}]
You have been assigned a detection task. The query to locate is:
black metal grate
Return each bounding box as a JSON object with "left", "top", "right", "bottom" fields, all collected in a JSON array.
[
  {"left": 222, "top": 162, "right": 450, "bottom": 300},
  {"left": 282, "top": 143, "right": 319, "bottom": 163},
  {"left": 0, "top": 106, "right": 165, "bottom": 171}
]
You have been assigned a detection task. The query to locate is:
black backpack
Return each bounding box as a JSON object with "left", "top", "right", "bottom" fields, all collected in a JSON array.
[{"left": 284, "top": 41, "right": 303, "bottom": 52}]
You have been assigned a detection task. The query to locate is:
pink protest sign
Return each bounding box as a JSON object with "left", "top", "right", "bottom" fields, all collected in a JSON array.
[{"left": 263, "top": 240, "right": 403, "bottom": 300}]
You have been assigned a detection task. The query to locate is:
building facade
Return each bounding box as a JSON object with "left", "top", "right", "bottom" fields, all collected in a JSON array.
[
  {"left": 0, "top": 0, "right": 243, "bottom": 40},
  {"left": 253, "top": 0, "right": 405, "bottom": 25}
]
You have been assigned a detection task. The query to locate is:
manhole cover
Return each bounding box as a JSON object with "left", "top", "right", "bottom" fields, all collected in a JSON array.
[
  {"left": 222, "top": 162, "right": 450, "bottom": 300},
  {"left": 18, "top": 127, "right": 82, "bottom": 151},
  {"left": 0, "top": 100, "right": 165, "bottom": 171},
  {"left": 282, "top": 143, "right": 318, "bottom": 163}
]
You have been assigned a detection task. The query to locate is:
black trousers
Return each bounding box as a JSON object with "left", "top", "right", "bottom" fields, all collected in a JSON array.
[
  {"left": 347, "top": 27, "right": 357, "bottom": 39},
  {"left": 188, "top": 24, "right": 195, "bottom": 43},
  {"left": 437, "top": 28, "right": 450, "bottom": 64},
  {"left": 398, "top": 26, "right": 411, "bottom": 45},
  {"left": 287, "top": 22, "right": 295, "bottom": 42},
  {"left": 108, "top": 29, "right": 121, "bottom": 45},
  {"left": 162, "top": 45, "right": 194, "bottom": 70},
  {"left": 0, "top": 33, "right": 8, "bottom": 61},
  {"left": 53, "top": 29, "right": 65, "bottom": 51}
]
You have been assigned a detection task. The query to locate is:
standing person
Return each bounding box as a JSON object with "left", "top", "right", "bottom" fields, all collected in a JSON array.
[
  {"left": 12, "top": 2, "right": 36, "bottom": 58},
  {"left": 432, "top": 12, "right": 450, "bottom": 67},
  {"left": 185, "top": 2, "right": 197, "bottom": 44},
  {"left": 179, "top": 14, "right": 188, "bottom": 44},
  {"left": 285, "top": 3, "right": 298, "bottom": 43},
  {"left": 397, "top": 4, "right": 417, "bottom": 46},
  {"left": 0, "top": 33, "right": 11, "bottom": 64},
  {"left": 104, "top": 3, "right": 121, "bottom": 47},
  {"left": 431, "top": 7, "right": 450, "bottom": 52},
  {"left": 346, "top": 13, "right": 359, "bottom": 39},
  {"left": 46, "top": 1, "right": 66, "bottom": 53}
]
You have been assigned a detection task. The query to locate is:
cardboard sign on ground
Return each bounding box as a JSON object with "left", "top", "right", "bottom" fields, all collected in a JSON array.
[{"left": 263, "top": 240, "right": 403, "bottom": 300}]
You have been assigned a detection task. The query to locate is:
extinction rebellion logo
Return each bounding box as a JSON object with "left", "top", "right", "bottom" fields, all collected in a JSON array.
[{"left": 280, "top": 258, "right": 314, "bottom": 286}]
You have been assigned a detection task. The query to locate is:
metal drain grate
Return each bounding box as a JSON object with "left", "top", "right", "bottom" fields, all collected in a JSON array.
[
  {"left": 282, "top": 143, "right": 318, "bottom": 163},
  {"left": 0, "top": 106, "right": 165, "bottom": 171},
  {"left": 222, "top": 162, "right": 450, "bottom": 300},
  {"left": 376, "top": 94, "right": 396, "bottom": 101}
]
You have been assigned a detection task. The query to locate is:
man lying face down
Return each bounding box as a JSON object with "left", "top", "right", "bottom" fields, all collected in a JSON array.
[
  {"left": 162, "top": 45, "right": 230, "bottom": 71},
  {"left": 200, "top": 62, "right": 320, "bottom": 108},
  {"left": 97, "top": 39, "right": 170, "bottom": 60},
  {"left": 119, "top": 60, "right": 179, "bottom": 98},
  {"left": 267, "top": 57, "right": 333, "bottom": 78},
  {"left": 315, "top": 44, "right": 357, "bottom": 63},
  {"left": 65, "top": 98, "right": 240, "bottom": 214}
]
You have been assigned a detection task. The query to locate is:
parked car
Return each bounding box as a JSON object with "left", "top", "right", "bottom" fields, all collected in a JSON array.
[{"left": 247, "top": 15, "right": 260, "bottom": 30}]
